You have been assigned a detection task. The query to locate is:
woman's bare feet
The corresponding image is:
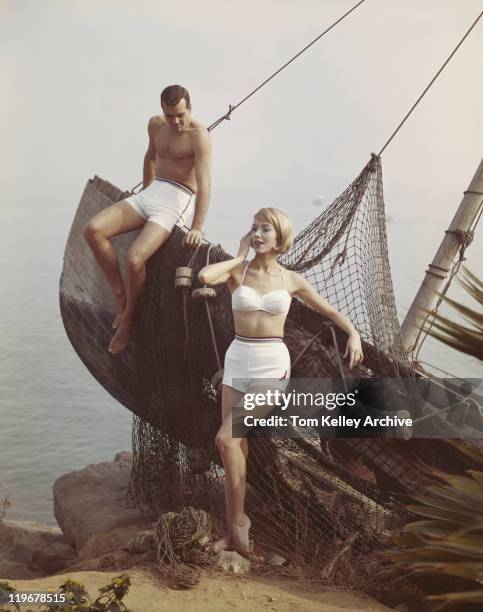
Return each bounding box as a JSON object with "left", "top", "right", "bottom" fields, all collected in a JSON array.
[
  {"left": 230, "top": 514, "right": 251, "bottom": 558},
  {"left": 108, "top": 318, "right": 133, "bottom": 354},
  {"left": 210, "top": 534, "right": 233, "bottom": 553}
]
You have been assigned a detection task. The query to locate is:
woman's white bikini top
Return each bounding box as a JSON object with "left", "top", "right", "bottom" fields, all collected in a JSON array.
[{"left": 232, "top": 261, "right": 292, "bottom": 316}]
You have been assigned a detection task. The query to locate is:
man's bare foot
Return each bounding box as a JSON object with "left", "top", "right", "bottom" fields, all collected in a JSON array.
[
  {"left": 112, "top": 293, "right": 127, "bottom": 329},
  {"left": 108, "top": 319, "right": 133, "bottom": 354},
  {"left": 230, "top": 514, "right": 251, "bottom": 558},
  {"left": 210, "top": 534, "right": 233, "bottom": 553}
]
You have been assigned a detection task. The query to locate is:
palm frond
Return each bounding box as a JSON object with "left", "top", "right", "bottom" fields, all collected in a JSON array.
[
  {"left": 425, "top": 267, "right": 483, "bottom": 361},
  {"left": 384, "top": 446, "right": 483, "bottom": 605}
]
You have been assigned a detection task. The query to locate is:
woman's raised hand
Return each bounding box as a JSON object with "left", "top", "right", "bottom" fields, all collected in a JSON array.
[{"left": 237, "top": 231, "right": 252, "bottom": 261}]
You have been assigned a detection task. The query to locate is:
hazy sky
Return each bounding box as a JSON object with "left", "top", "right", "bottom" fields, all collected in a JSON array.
[{"left": 1, "top": 0, "right": 482, "bottom": 370}]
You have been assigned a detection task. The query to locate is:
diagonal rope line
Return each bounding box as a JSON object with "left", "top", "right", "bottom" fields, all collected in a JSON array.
[
  {"left": 208, "top": 0, "right": 367, "bottom": 132},
  {"left": 378, "top": 9, "right": 483, "bottom": 156}
]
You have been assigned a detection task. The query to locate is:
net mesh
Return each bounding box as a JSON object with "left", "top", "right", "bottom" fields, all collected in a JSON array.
[{"left": 60, "top": 156, "right": 476, "bottom": 576}]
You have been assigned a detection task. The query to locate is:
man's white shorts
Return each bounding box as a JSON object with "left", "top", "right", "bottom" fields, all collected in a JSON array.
[{"left": 125, "top": 177, "right": 195, "bottom": 231}]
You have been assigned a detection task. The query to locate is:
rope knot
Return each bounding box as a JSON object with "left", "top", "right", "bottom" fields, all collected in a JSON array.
[
  {"left": 224, "top": 104, "right": 234, "bottom": 121},
  {"left": 445, "top": 228, "right": 473, "bottom": 245},
  {"left": 445, "top": 228, "right": 474, "bottom": 259}
]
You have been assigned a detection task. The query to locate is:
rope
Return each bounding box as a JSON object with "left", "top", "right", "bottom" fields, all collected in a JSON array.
[
  {"left": 470, "top": 197, "right": 483, "bottom": 232},
  {"left": 183, "top": 288, "right": 189, "bottom": 361},
  {"left": 412, "top": 397, "right": 468, "bottom": 425},
  {"left": 290, "top": 323, "right": 348, "bottom": 388},
  {"left": 203, "top": 245, "right": 222, "bottom": 371},
  {"left": 328, "top": 324, "right": 348, "bottom": 392},
  {"left": 129, "top": 180, "right": 143, "bottom": 195},
  {"left": 378, "top": 9, "right": 483, "bottom": 156},
  {"left": 207, "top": 0, "right": 367, "bottom": 132},
  {"left": 428, "top": 264, "right": 450, "bottom": 273},
  {"left": 417, "top": 359, "right": 481, "bottom": 384},
  {"left": 183, "top": 246, "right": 202, "bottom": 361},
  {"left": 411, "top": 197, "right": 483, "bottom": 360},
  {"left": 403, "top": 362, "right": 481, "bottom": 426},
  {"left": 291, "top": 329, "right": 323, "bottom": 368},
  {"left": 187, "top": 245, "right": 202, "bottom": 269},
  {"left": 412, "top": 245, "right": 467, "bottom": 360}
]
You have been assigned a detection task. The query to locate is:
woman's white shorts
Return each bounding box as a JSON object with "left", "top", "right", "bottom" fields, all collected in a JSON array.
[
  {"left": 222, "top": 335, "right": 291, "bottom": 393},
  {"left": 125, "top": 177, "right": 195, "bottom": 231}
]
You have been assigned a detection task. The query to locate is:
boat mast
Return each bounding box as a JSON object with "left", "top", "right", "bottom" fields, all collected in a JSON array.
[{"left": 400, "top": 158, "right": 483, "bottom": 354}]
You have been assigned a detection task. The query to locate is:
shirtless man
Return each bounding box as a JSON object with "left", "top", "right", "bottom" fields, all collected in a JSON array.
[{"left": 84, "top": 85, "right": 212, "bottom": 354}]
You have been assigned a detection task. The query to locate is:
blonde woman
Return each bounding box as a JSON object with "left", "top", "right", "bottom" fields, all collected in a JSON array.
[{"left": 198, "top": 208, "right": 363, "bottom": 557}]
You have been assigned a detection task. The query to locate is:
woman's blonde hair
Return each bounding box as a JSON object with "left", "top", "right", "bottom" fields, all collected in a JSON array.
[{"left": 254, "top": 207, "right": 294, "bottom": 254}]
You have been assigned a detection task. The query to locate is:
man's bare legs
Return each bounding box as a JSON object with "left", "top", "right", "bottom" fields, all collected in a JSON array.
[
  {"left": 108, "top": 221, "right": 171, "bottom": 354},
  {"left": 84, "top": 201, "right": 146, "bottom": 329},
  {"left": 214, "top": 385, "right": 251, "bottom": 557}
]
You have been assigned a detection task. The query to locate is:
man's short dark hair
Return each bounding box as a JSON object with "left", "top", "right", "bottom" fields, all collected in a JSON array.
[{"left": 161, "top": 85, "right": 191, "bottom": 109}]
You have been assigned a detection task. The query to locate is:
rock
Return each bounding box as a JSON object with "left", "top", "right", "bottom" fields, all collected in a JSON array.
[
  {"left": 30, "top": 541, "right": 77, "bottom": 574},
  {"left": 0, "top": 558, "right": 39, "bottom": 580},
  {"left": 266, "top": 552, "right": 287, "bottom": 566},
  {"left": 215, "top": 550, "right": 250, "bottom": 574},
  {"left": 80, "top": 524, "right": 154, "bottom": 560},
  {"left": 1, "top": 452, "right": 159, "bottom": 579},
  {"left": 0, "top": 520, "right": 76, "bottom": 578},
  {"left": 53, "top": 451, "right": 155, "bottom": 550}
]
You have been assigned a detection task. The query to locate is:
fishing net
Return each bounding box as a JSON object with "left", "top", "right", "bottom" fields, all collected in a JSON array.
[
  {"left": 153, "top": 506, "right": 213, "bottom": 588},
  {"left": 60, "top": 156, "right": 476, "bottom": 578}
]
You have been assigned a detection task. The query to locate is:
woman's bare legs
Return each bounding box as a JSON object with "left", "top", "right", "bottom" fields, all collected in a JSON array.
[{"left": 213, "top": 385, "right": 251, "bottom": 557}]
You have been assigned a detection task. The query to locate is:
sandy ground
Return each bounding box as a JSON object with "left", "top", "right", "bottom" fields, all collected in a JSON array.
[{"left": 4, "top": 568, "right": 391, "bottom": 612}]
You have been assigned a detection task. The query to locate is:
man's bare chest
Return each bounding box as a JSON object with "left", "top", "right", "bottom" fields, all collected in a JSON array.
[{"left": 154, "top": 131, "right": 193, "bottom": 163}]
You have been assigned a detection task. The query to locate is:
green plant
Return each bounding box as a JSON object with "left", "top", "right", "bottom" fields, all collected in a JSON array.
[
  {"left": 0, "top": 580, "right": 20, "bottom": 612},
  {"left": 45, "top": 579, "right": 90, "bottom": 611},
  {"left": 385, "top": 441, "right": 483, "bottom": 607},
  {"left": 90, "top": 575, "right": 131, "bottom": 612},
  {"left": 0, "top": 575, "right": 132, "bottom": 612}
]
